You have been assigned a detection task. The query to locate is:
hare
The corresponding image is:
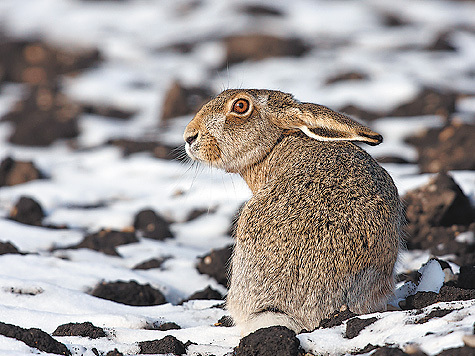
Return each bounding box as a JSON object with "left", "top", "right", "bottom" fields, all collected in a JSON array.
[{"left": 183, "top": 89, "right": 403, "bottom": 335}]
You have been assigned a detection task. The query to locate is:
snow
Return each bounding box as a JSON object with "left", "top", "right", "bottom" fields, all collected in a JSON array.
[{"left": 0, "top": 0, "right": 474, "bottom": 355}]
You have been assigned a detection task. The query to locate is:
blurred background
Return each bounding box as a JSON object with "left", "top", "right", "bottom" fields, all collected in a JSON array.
[{"left": 0, "top": 0, "right": 474, "bottom": 166}]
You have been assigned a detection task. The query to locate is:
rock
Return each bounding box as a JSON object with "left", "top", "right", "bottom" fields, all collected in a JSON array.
[
  {"left": 0, "top": 157, "right": 43, "bottom": 187},
  {"left": 345, "top": 317, "right": 378, "bottom": 339},
  {"left": 160, "top": 80, "right": 213, "bottom": 121},
  {"left": 234, "top": 326, "right": 301, "bottom": 356},
  {"left": 71, "top": 229, "right": 138, "bottom": 256},
  {"left": 196, "top": 245, "right": 233, "bottom": 287},
  {"left": 405, "top": 122, "right": 475, "bottom": 173},
  {"left": 372, "top": 347, "right": 408, "bottom": 356},
  {"left": 133, "top": 209, "right": 174, "bottom": 240},
  {"left": 91, "top": 280, "right": 166, "bottom": 306},
  {"left": 139, "top": 335, "right": 186, "bottom": 355},
  {"left": 0, "top": 241, "right": 21, "bottom": 255},
  {"left": 0, "top": 321, "right": 71, "bottom": 355},
  {"left": 223, "top": 34, "right": 308, "bottom": 66},
  {"left": 9, "top": 196, "right": 45, "bottom": 226},
  {"left": 52, "top": 322, "right": 106, "bottom": 339}
]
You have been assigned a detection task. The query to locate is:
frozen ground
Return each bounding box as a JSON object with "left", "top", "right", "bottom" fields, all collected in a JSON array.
[{"left": 0, "top": 0, "right": 474, "bottom": 355}]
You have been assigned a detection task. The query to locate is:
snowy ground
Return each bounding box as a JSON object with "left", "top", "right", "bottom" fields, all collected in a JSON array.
[{"left": 0, "top": 0, "right": 474, "bottom": 355}]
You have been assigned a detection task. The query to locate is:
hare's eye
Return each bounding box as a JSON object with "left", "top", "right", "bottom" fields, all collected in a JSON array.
[{"left": 232, "top": 99, "right": 250, "bottom": 114}]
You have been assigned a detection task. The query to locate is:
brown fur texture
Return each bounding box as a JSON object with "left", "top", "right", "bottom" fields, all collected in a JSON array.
[{"left": 184, "top": 89, "right": 403, "bottom": 335}]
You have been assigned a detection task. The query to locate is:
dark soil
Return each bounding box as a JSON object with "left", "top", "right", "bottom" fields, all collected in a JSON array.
[
  {"left": 160, "top": 80, "right": 214, "bottom": 122},
  {"left": 91, "top": 280, "right": 166, "bottom": 306},
  {"left": 70, "top": 229, "right": 138, "bottom": 256},
  {"left": 0, "top": 157, "right": 43, "bottom": 187},
  {"left": 196, "top": 244, "right": 233, "bottom": 287},
  {"left": 9, "top": 196, "right": 45, "bottom": 226},
  {"left": 416, "top": 308, "right": 454, "bottom": 324},
  {"left": 133, "top": 257, "right": 170, "bottom": 270},
  {"left": 318, "top": 308, "right": 358, "bottom": 329},
  {"left": 52, "top": 322, "right": 106, "bottom": 339},
  {"left": 82, "top": 103, "right": 136, "bottom": 120},
  {"left": 139, "top": 335, "right": 186, "bottom": 355},
  {"left": 403, "top": 172, "right": 475, "bottom": 265},
  {"left": 107, "top": 138, "right": 181, "bottom": 160},
  {"left": 156, "top": 322, "right": 181, "bottom": 331},
  {"left": 0, "top": 37, "right": 100, "bottom": 85},
  {"left": 351, "top": 343, "right": 378, "bottom": 355},
  {"left": 458, "top": 265, "right": 475, "bottom": 289},
  {"left": 436, "top": 345, "right": 475, "bottom": 356},
  {"left": 223, "top": 34, "right": 308, "bottom": 67},
  {"left": 345, "top": 317, "right": 378, "bottom": 339},
  {"left": 425, "top": 32, "right": 457, "bottom": 52},
  {"left": 2, "top": 82, "right": 81, "bottom": 146},
  {"left": 215, "top": 315, "right": 233, "bottom": 327},
  {"left": 106, "top": 349, "right": 124, "bottom": 356},
  {"left": 183, "top": 285, "right": 223, "bottom": 303},
  {"left": 372, "top": 347, "right": 411, "bottom": 356},
  {"left": 401, "top": 285, "right": 475, "bottom": 310},
  {"left": 0, "top": 241, "right": 21, "bottom": 255},
  {"left": 405, "top": 122, "right": 475, "bottom": 173},
  {"left": 0, "top": 321, "right": 71, "bottom": 355},
  {"left": 325, "top": 71, "right": 368, "bottom": 85},
  {"left": 133, "top": 209, "right": 174, "bottom": 240},
  {"left": 234, "top": 326, "right": 302, "bottom": 356},
  {"left": 339, "top": 87, "right": 457, "bottom": 122},
  {"left": 239, "top": 4, "right": 284, "bottom": 17}
]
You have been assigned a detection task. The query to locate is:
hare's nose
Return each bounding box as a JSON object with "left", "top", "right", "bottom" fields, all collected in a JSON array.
[{"left": 185, "top": 132, "right": 198, "bottom": 145}]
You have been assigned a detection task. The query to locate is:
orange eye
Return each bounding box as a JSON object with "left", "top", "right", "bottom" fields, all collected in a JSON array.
[{"left": 232, "top": 98, "right": 250, "bottom": 114}]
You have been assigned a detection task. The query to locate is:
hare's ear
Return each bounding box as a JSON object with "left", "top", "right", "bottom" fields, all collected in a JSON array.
[{"left": 278, "top": 103, "right": 382, "bottom": 146}]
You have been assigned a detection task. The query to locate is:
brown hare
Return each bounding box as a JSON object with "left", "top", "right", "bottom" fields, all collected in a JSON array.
[{"left": 183, "top": 89, "right": 403, "bottom": 335}]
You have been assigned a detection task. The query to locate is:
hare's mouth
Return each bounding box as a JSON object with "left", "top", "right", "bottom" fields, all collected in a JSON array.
[{"left": 185, "top": 142, "right": 199, "bottom": 161}]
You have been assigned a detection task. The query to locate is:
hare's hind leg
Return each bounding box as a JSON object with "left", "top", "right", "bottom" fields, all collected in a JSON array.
[{"left": 240, "top": 309, "right": 302, "bottom": 336}]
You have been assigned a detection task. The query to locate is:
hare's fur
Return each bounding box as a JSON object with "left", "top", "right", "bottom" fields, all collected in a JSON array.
[{"left": 184, "top": 89, "right": 403, "bottom": 335}]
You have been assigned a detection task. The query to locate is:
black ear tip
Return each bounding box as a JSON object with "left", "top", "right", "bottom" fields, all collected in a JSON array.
[{"left": 362, "top": 133, "right": 383, "bottom": 146}]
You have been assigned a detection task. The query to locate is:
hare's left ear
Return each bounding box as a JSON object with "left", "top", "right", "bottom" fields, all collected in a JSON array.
[{"left": 275, "top": 103, "right": 383, "bottom": 146}]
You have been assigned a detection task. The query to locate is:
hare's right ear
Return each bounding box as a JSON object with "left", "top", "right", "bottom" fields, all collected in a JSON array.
[{"left": 274, "top": 102, "right": 382, "bottom": 146}]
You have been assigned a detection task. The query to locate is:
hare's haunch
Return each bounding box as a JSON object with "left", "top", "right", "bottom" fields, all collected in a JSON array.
[{"left": 184, "top": 89, "right": 403, "bottom": 335}]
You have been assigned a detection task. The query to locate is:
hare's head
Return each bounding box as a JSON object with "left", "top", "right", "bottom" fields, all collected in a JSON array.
[{"left": 184, "top": 89, "right": 382, "bottom": 173}]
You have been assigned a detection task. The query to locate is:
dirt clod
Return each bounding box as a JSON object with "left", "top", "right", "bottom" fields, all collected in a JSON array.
[
  {"left": 234, "top": 326, "right": 301, "bottom": 356},
  {"left": 0, "top": 241, "right": 21, "bottom": 255},
  {"left": 184, "top": 286, "right": 223, "bottom": 302},
  {"left": 71, "top": 229, "right": 138, "bottom": 256},
  {"left": 52, "top": 322, "right": 106, "bottom": 339},
  {"left": 139, "top": 335, "right": 186, "bottom": 355},
  {"left": 318, "top": 308, "right": 358, "bottom": 329},
  {"left": 196, "top": 245, "right": 233, "bottom": 287},
  {"left": 0, "top": 321, "right": 71, "bottom": 355},
  {"left": 0, "top": 157, "right": 43, "bottom": 187},
  {"left": 345, "top": 317, "right": 378, "bottom": 339},
  {"left": 91, "top": 280, "right": 166, "bottom": 306},
  {"left": 9, "top": 196, "right": 45, "bottom": 226},
  {"left": 133, "top": 209, "right": 174, "bottom": 240}
]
